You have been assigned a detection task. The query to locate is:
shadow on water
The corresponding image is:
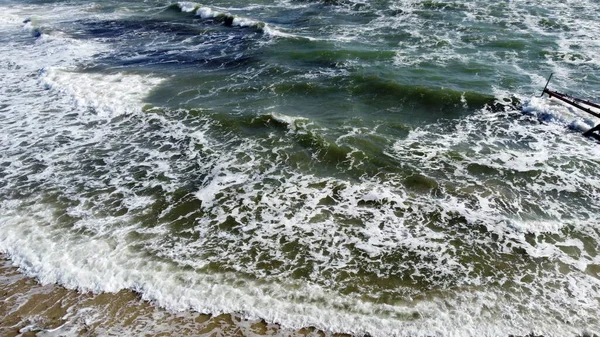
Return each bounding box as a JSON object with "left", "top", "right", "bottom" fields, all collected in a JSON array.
[
  {"left": 69, "top": 17, "right": 265, "bottom": 71},
  {"left": 39, "top": 7, "right": 513, "bottom": 183},
  {"left": 61, "top": 11, "right": 504, "bottom": 127}
]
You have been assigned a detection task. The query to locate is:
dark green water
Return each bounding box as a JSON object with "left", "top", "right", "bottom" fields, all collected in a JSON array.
[{"left": 0, "top": 1, "right": 599, "bottom": 336}]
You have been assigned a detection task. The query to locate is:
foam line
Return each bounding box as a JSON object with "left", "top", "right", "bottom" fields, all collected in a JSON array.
[
  {"left": 1, "top": 1, "right": 600, "bottom": 337},
  {"left": 174, "top": 2, "right": 300, "bottom": 38}
]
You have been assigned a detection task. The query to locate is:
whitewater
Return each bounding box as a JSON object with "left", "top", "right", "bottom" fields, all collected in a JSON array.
[{"left": 0, "top": 1, "right": 599, "bottom": 336}]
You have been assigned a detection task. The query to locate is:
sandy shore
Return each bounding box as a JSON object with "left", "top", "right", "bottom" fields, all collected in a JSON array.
[
  {"left": 1, "top": 254, "right": 357, "bottom": 337},
  {"left": 2, "top": 254, "right": 591, "bottom": 337}
]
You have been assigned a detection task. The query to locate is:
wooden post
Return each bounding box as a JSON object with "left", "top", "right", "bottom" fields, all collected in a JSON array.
[
  {"left": 583, "top": 124, "right": 600, "bottom": 141},
  {"left": 540, "top": 73, "right": 600, "bottom": 140}
]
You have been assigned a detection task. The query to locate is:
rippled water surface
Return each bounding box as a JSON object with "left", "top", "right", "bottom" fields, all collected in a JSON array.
[{"left": 0, "top": 1, "right": 599, "bottom": 336}]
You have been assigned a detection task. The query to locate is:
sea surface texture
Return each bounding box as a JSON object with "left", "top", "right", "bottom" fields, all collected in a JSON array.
[{"left": 0, "top": 0, "right": 599, "bottom": 336}]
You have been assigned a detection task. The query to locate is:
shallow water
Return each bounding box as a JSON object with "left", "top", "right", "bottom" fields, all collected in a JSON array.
[{"left": 0, "top": 1, "right": 599, "bottom": 336}]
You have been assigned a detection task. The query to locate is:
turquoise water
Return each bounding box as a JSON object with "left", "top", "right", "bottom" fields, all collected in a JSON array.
[{"left": 0, "top": 1, "right": 599, "bottom": 336}]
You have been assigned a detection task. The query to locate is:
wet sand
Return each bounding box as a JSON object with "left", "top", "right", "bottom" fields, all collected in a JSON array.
[
  {"left": 1, "top": 254, "right": 591, "bottom": 337},
  {"left": 0, "top": 254, "right": 356, "bottom": 337}
]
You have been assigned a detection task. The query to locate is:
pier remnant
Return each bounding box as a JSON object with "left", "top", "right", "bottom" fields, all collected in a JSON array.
[{"left": 540, "top": 73, "right": 600, "bottom": 141}]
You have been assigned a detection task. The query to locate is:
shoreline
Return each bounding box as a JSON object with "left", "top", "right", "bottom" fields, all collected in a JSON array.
[
  {"left": 1, "top": 254, "right": 593, "bottom": 337},
  {"left": 0, "top": 253, "right": 354, "bottom": 337}
]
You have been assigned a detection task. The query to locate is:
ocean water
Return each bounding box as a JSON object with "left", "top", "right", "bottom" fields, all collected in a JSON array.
[{"left": 0, "top": 0, "right": 599, "bottom": 336}]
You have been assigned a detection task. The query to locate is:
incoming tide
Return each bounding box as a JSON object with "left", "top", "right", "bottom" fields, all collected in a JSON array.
[{"left": 0, "top": 0, "right": 599, "bottom": 336}]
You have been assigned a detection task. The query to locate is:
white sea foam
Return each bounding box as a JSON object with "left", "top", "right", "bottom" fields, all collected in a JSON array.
[
  {"left": 0, "top": 11, "right": 22, "bottom": 27},
  {"left": 177, "top": 1, "right": 198, "bottom": 13},
  {"left": 4, "top": 75, "right": 597, "bottom": 336},
  {"left": 232, "top": 16, "right": 258, "bottom": 28},
  {"left": 41, "top": 69, "right": 164, "bottom": 118},
  {"left": 268, "top": 112, "right": 309, "bottom": 131},
  {"left": 522, "top": 95, "right": 600, "bottom": 130},
  {"left": 190, "top": 4, "right": 297, "bottom": 39},
  {"left": 2, "top": 200, "right": 597, "bottom": 337},
  {"left": 196, "top": 6, "right": 216, "bottom": 19},
  {"left": 1, "top": 1, "right": 600, "bottom": 337}
]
